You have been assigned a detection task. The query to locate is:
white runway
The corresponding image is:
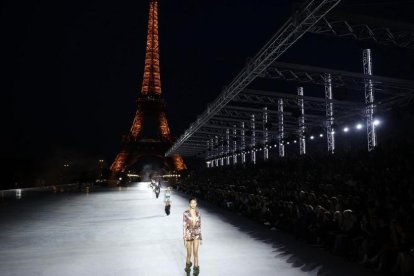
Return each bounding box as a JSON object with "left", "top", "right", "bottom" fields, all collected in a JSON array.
[{"left": 0, "top": 182, "right": 373, "bottom": 276}]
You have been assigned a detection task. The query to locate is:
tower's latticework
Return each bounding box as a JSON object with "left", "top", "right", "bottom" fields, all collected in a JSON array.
[{"left": 110, "top": 0, "right": 186, "bottom": 179}]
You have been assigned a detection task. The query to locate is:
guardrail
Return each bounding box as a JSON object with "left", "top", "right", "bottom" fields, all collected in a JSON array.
[{"left": 0, "top": 183, "right": 94, "bottom": 200}]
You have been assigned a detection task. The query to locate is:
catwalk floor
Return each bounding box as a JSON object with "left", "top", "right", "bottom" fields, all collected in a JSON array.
[{"left": 0, "top": 182, "right": 374, "bottom": 276}]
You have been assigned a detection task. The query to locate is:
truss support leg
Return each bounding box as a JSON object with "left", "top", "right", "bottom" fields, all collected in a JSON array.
[
  {"left": 298, "top": 87, "right": 306, "bottom": 155},
  {"left": 233, "top": 125, "right": 238, "bottom": 165},
  {"left": 251, "top": 114, "right": 256, "bottom": 164},
  {"left": 263, "top": 107, "right": 269, "bottom": 160},
  {"left": 278, "top": 99, "right": 285, "bottom": 157},
  {"left": 241, "top": 122, "right": 246, "bottom": 164},
  {"left": 325, "top": 73, "right": 335, "bottom": 154},
  {"left": 363, "top": 49, "right": 377, "bottom": 152}
]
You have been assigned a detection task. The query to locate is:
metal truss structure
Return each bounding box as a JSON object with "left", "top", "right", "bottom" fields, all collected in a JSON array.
[
  {"left": 262, "top": 62, "right": 414, "bottom": 97},
  {"left": 166, "top": 0, "right": 414, "bottom": 166},
  {"left": 310, "top": 11, "right": 414, "bottom": 50}
]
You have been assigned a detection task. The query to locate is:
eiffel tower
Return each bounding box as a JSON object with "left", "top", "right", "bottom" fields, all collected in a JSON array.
[{"left": 110, "top": 0, "right": 186, "bottom": 181}]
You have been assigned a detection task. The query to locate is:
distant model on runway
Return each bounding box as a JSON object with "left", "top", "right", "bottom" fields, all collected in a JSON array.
[
  {"left": 150, "top": 179, "right": 156, "bottom": 190},
  {"left": 183, "top": 197, "right": 202, "bottom": 276},
  {"left": 154, "top": 182, "right": 161, "bottom": 198},
  {"left": 164, "top": 186, "right": 172, "bottom": 215}
]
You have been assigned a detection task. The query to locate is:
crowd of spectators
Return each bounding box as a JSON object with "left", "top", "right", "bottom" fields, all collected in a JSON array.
[{"left": 175, "top": 138, "right": 414, "bottom": 275}]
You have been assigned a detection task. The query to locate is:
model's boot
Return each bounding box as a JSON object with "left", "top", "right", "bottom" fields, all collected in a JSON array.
[
  {"left": 193, "top": 266, "right": 200, "bottom": 276},
  {"left": 184, "top": 262, "right": 192, "bottom": 274}
]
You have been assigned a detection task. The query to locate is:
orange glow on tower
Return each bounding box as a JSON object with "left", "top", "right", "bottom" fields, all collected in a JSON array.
[
  {"left": 110, "top": 0, "right": 186, "bottom": 179},
  {"left": 159, "top": 111, "right": 171, "bottom": 140},
  {"left": 172, "top": 154, "right": 187, "bottom": 171},
  {"left": 130, "top": 109, "right": 144, "bottom": 138},
  {"left": 141, "top": 0, "right": 161, "bottom": 96}
]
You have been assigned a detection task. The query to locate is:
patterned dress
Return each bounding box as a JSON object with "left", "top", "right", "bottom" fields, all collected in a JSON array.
[{"left": 183, "top": 209, "right": 202, "bottom": 241}]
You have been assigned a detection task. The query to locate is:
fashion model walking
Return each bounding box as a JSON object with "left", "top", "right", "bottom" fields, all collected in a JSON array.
[
  {"left": 164, "top": 186, "right": 172, "bottom": 215},
  {"left": 183, "top": 197, "right": 202, "bottom": 275}
]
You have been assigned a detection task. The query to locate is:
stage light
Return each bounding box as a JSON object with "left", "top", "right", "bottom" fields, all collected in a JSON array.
[
  {"left": 343, "top": 127, "right": 349, "bottom": 132},
  {"left": 310, "top": 136, "right": 314, "bottom": 140},
  {"left": 294, "top": 140, "right": 297, "bottom": 143},
  {"left": 319, "top": 134, "right": 323, "bottom": 137},
  {"left": 356, "top": 123, "right": 363, "bottom": 130},
  {"left": 287, "top": 142, "right": 290, "bottom": 145},
  {"left": 374, "top": 119, "right": 380, "bottom": 126}
]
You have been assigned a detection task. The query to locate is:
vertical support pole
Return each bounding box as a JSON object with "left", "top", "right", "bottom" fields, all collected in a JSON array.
[
  {"left": 251, "top": 114, "right": 256, "bottom": 164},
  {"left": 206, "top": 140, "right": 210, "bottom": 168},
  {"left": 233, "top": 125, "right": 237, "bottom": 165},
  {"left": 263, "top": 107, "right": 269, "bottom": 160},
  {"left": 325, "top": 73, "right": 335, "bottom": 154},
  {"left": 241, "top": 122, "right": 246, "bottom": 164},
  {"left": 298, "top": 87, "right": 306, "bottom": 155},
  {"left": 278, "top": 99, "right": 285, "bottom": 157},
  {"left": 209, "top": 138, "right": 213, "bottom": 167},
  {"left": 212, "top": 138, "right": 216, "bottom": 168},
  {"left": 363, "top": 49, "right": 377, "bottom": 151},
  {"left": 220, "top": 136, "right": 224, "bottom": 167},
  {"left": 214, "top": 136, "right": 219, "bottom": 167},
  {"left": 226, "top": 129, "right": 230, "bottom": 166}
]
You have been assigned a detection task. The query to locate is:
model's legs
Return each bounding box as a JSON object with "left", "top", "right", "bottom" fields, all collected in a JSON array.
[
  {"left": 186, "top": 241, "right": 193, "bottom": 264},
  {"left": 193, "top": 239, "right": 199, "bottom": 267},
  {"left": 185, "top": 241, "right": 193, "bottom": 274}
]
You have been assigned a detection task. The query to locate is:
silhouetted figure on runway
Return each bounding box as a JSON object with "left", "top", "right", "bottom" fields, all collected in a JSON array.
[
  {"left": 183, "top": 197, "right": 202, "bottom": 276},
  {"left": 155, "top": 181, "right": 161, "bottom": 198},
  {"left": 164, "top": 186, "right": 172, "bottom": 215}
]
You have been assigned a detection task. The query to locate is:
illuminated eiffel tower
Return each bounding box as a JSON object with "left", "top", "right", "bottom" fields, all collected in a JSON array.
[{"left": 110, "top": 0, "right": 186, "bottom": 180}]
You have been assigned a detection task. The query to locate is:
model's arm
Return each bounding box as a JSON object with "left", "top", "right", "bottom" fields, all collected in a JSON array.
[{"left": 183, "top": 213, "right": 186, "bottom": 242}]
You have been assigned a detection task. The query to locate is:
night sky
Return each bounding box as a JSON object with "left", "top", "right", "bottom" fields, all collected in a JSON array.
[{"left": 2, "top": 0, "right": 414, "bottom": 165}]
